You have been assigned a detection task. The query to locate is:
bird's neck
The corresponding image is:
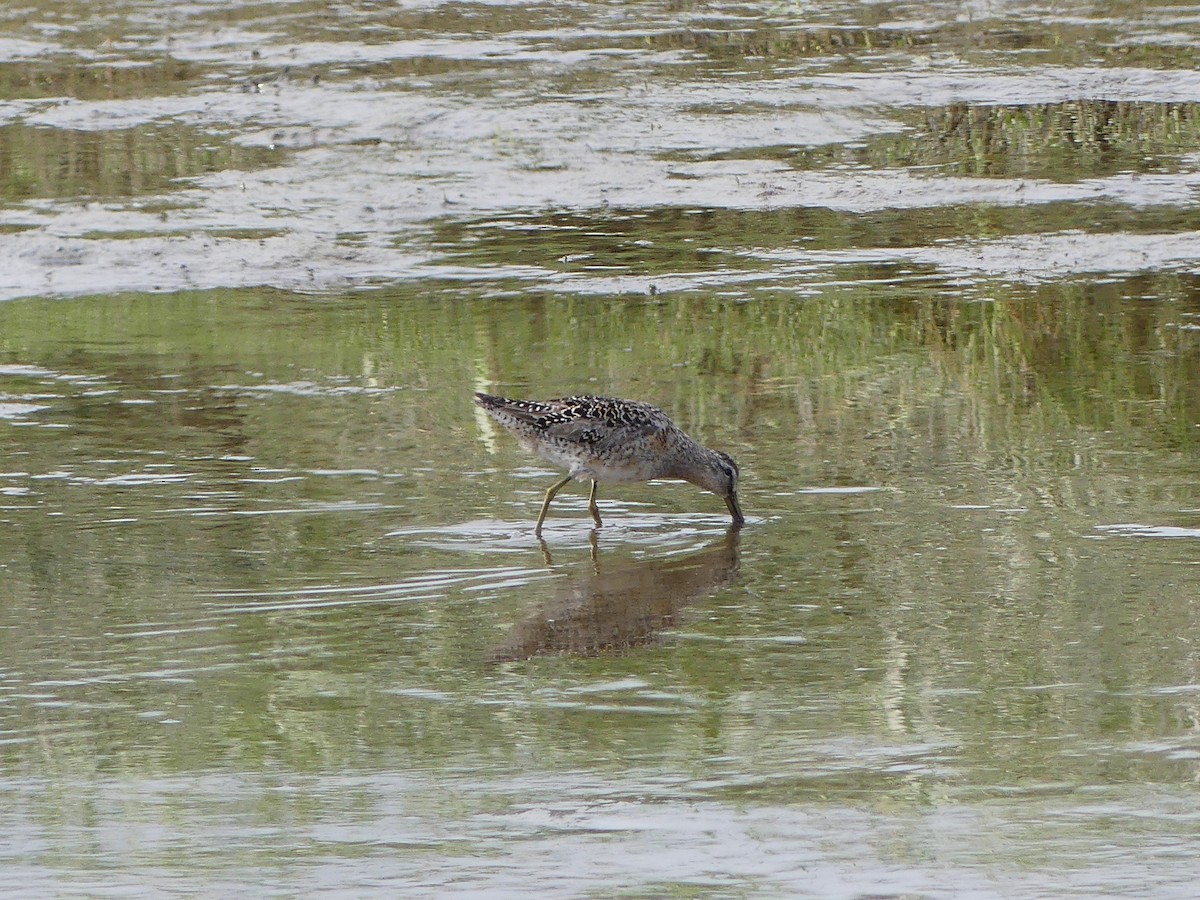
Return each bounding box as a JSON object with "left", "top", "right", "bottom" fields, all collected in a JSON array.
[{"left": 664, "top": 441, "right": 721, "bottom": 491}]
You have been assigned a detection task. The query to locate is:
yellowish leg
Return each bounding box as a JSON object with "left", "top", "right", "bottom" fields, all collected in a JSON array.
[
  {"left": 587, "top": 479, "right": 603, "bottom": 528},
  {"left": 535, "top": 474, "right": 574, "bottom": 536}
]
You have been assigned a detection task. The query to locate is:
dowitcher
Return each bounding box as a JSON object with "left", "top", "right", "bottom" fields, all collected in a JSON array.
[{"left": 475, "top": 393, "right": 744, "bottom": 534}]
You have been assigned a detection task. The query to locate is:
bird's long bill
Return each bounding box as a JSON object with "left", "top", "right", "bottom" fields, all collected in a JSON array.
[{"left": 725, "top": 492, "right": 745, "bottom": 526}]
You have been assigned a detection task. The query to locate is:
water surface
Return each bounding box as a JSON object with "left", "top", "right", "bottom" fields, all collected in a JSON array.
[{"left": 2, "top": 0, "right": 1200, "bottom": 896}]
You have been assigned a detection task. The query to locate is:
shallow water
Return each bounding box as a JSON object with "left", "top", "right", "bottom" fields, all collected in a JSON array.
[{"left": 3, "top": 1, "right": 1200, "bottom": 897}]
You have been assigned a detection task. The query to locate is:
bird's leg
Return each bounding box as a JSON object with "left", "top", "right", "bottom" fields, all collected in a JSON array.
[
  {"left": 535, "top": 474, "right": 574, "bottom": 536},
  {"left": 587, "top": 479, "right": 603, "bottom": 528}
]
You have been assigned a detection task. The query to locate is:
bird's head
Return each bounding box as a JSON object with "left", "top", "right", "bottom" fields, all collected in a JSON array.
[{"left": 706, "top": 450, "right": 744, "bottom": 526}]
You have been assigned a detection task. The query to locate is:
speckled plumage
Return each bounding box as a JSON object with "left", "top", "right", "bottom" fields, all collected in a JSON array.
[{"left": 475, "top": 392, "right": 744, "bottom": 533}]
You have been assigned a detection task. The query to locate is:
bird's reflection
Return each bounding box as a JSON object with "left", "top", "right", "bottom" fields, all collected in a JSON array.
[{"left": 488, "top": 528, "right": 741, "bottom": 662}]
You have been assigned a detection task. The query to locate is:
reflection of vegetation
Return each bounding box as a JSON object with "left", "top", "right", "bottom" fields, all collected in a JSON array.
[
  {"left": 0, "top": 275, "right": 1195, "bottom": 472},
  {"left": 700, "top": 100, "right": 1200, "bottom": 182},
  {"left": 921, "top": 101, "right": 1200, "bottom": 180},
  {"left": 0, "top": 124, "right": 283, "bottom": 201},
  {"left": 427, "top": 203, "right": 1200, "bottom": 278},
  {"left": 646, "top": 15, "right": 1200, "bottom": 73},
  {"left": 652, "top": 23, "right": 929, "bottom": 65},
  {"left": 0, "top": 59, "right": 199, "bottom": 102}
]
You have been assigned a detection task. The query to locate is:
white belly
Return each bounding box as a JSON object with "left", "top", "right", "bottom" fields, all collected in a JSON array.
[
  {"left": 578, "top": 458, "right": 664, "bottom": 484},
  {"left": 528, "top": 441, "right": 664, "bottom": 484}
]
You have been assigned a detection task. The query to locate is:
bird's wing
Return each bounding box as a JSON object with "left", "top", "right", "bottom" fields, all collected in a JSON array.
[{"left": 537, "top": 396, "right": 668, "bottom": 450}]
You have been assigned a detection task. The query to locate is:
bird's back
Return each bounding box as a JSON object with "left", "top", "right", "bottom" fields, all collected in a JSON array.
[{"left": 475, "top": 393, "right": 680, "bottom": 482}]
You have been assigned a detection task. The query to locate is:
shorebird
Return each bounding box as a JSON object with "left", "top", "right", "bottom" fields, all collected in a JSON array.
[{"left": 475, "top": 393, "right": 744, "bottom": 534}]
